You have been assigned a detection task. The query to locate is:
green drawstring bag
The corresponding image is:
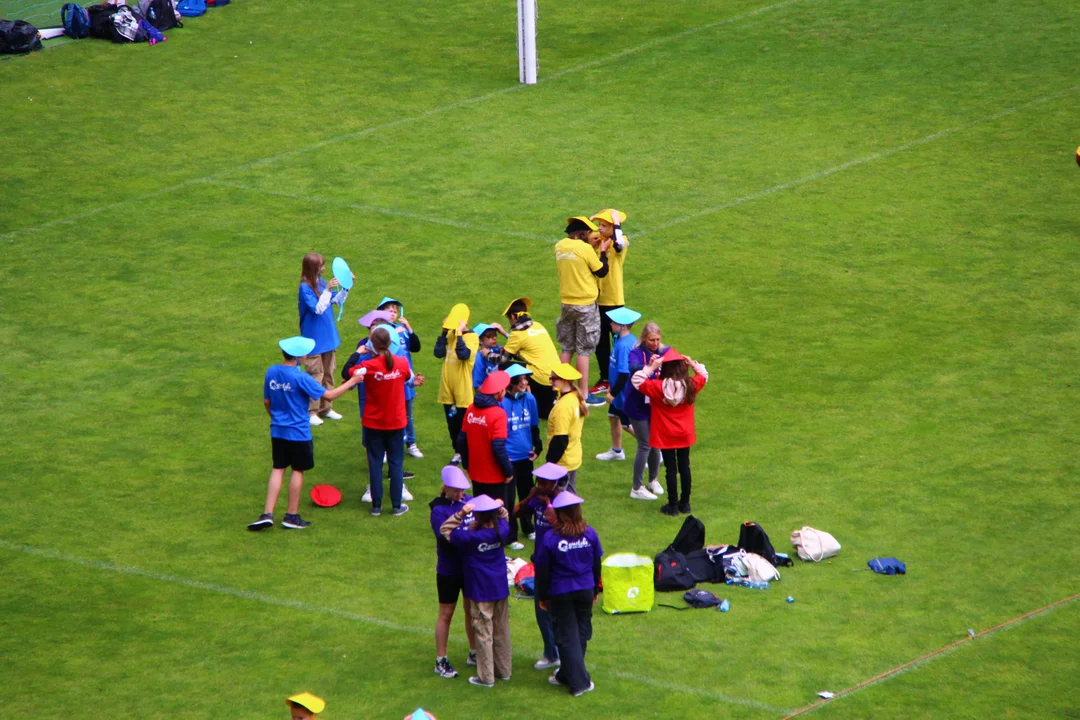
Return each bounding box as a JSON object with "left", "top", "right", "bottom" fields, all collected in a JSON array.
[{"left": 601, "top": 553, "right": 654, "bottom": 614}]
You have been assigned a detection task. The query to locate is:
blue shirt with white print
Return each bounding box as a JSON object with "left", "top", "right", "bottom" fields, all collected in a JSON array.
[{"left": 264, "top": 364, "right": 326, "bottom": 441}]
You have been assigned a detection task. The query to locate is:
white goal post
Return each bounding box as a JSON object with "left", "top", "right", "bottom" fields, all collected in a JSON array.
[{"left": 517, "top": 0, "right": 537, "bottom": 84}]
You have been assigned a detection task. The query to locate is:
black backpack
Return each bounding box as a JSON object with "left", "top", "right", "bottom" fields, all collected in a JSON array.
[
  {"left": 739, "top": 521, "right": 791, "bottom": 567},
  {"left": 87, "top": 3, "right": 117, "bottom": 39},
  {"left": 669, "top": 515, "right": 706, "bottom": 555},
  {"left": 654, "top": 550, "right": 696, "bottom": 591},
  {"left": 0, "top": 19, "right": 43, "bottom": 54},
  {"left": 683, "top": 589, "right": 723, "bottom": 608},
  {"left": 139, "top": 0, "right": 181, "bottom": 31},
  {"left": 685, "top": 544, "right": 741, "bottom": 583}
]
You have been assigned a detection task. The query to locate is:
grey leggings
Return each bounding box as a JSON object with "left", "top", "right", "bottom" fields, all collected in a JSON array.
[{"left": 629, "top": 418, "right": 661, "bottom": 490}]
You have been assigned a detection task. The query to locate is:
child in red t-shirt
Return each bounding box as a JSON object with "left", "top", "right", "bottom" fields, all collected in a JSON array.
[{"left": 631, "top": 349, "right": 708, "bottom": 516}]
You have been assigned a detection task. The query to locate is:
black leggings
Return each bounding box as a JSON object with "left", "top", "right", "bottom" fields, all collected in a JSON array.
[
  {"left": 444, "top": 404, "right": 464, "bottom": 451},
  {"left": 530, "top": 381, "right": 556, "bottom": 420},
  {"left": 511, "top": 459, "right": 536, "bottom": 537},
  {"left": 660, "top": 447, "right": 691, "bottom": 504}
]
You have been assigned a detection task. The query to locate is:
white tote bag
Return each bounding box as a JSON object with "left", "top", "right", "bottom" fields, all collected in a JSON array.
[{"left": 790, "top": 526, "right": 841, "bottom": 562}]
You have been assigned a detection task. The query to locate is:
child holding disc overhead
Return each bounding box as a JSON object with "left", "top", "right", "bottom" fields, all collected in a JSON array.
[
  {"left": 434, "top": 304, "right": 480, "bottom": 464},
  {"left": 471, "top": 324, "right": 502, "bottom": 390},
  {"left": 429, "top": 465, "right": 478, "bottom": 679},
  {"left": 545, "top": 363, "right": 588, "bottom": 495},
  {"left": 248, "top": 336, "right": 364, "bottom": 531},
  {"left": 595, "top": 306, "right": 642, "bottom": 468},
  {"left": 535, "top": 491, "right": 603, "bottom": 697},
  {"left": 588, "top": 209, "right": 629, "bottom": 397},
  {"left": 631, "top": 349, "right": 709, "bottom": 516},
  {"left": 377, "top": 297, "right": 425, "bottom": 458},
  {"left": 489, "top": 297, "right": 560, "bottom": 419},
  {"left": 297, "top": 253, "right": 350, "bottom": 427},
  {"left": 440, "top": 495, "right": 513, "bottom": 688}
]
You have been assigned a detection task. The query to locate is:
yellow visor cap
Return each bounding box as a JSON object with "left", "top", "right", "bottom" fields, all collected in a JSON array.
[
  {"left": 552, "top": 362, "right": 583, "bottom": 381},
  {"left": 590, "top": 209, "right": 627, "bottom": 225},
  {"left": 287, "top": 693, "right": 326, "bottom": 714},
  {"left": 502, "top": 296, "right": 532, "bottom": 317},
  {"left": 565, "top": 216, "right": 599, "bottom": 231},
  {"left": 443, "top": 303, "right": 471, "bottom": 330}
]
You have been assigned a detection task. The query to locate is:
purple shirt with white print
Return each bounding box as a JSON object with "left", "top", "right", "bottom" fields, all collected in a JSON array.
[
  {"left": 535, "top": 526, "right": 603, "bottom": 597},
  {"left": 449, "top": 519, "right": 511, "bottom": 602},
  {"left": 430, "top": 496, "right": 473, "bottom": 577}
]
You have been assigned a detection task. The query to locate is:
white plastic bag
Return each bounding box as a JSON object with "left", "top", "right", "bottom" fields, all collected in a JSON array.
[{"left": 791, "top": 526, "right": 841, "bottom": 562}]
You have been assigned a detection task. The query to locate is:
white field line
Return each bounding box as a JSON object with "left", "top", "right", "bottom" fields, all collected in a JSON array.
[
  {"left": 0, "top": 539, "right": 785, "bottom": 714},
  {"left": 0, "top": 0, "right": 808, "bottom": 244},
  {"left": 199, "top": 179, "right": 550, "bottom": 241},
  {"left": 635, "top": 83, "right": 1080, "bottom": 237}
]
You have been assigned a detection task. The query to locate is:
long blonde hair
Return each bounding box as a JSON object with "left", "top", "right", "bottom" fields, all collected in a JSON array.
[{"left": 555, "top": 378, "right": 588, "bottom": 417}]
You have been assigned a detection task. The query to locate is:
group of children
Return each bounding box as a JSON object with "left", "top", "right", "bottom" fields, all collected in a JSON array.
[{"left": 250, "top": 210, "right": 710, "bottom": 699}]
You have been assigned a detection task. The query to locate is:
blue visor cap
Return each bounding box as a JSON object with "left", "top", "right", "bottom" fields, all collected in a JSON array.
[
  {"left": 377, "top": 296, "right": 403, "bottom": 314},
  {"left": 505, "top": 363, "right": 532, "bottom": 378},
  {"left": 605, "top": 307, "right": 642, "bottom": 325},
  {"left": 472, "top": 323, "right": 495, "bottom": 337},
  {"left": 279, "top": 336, "right": 316, "bottom": 357}
]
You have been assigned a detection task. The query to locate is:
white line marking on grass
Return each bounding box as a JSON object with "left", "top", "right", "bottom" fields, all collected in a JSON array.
[
  {"left": 2, "top": 539, "right": 783, "bottom": 714},
  {"left": 0, "top": 0, "right": 807, "bottom": 244},
  {"left": 199, "top": 179, "right": 550, "bottom": 241},
  {"left": 636, "top": 83, "right": 1080, "bottom": 237}
]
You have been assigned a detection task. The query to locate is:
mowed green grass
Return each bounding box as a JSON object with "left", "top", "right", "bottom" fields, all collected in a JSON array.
[{"left": 2, "top": 0, "right": 1078, "bottom": 717}]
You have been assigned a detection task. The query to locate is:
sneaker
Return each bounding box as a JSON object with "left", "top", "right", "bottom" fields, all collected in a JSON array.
[
  {"left": 468, "top": 676, "right": 494, "bottom": 688},
  {"left": 451, "top": 453, "right": 462, "bottom": 465},
  {"left": 392, "top": 504, "right": 410, "bottom": 516},
  {"left": 281, "top": 513, "right": 311, "bottom": 529},
  {"left": 434, "top": 657, "right": 458, "bottom": 679},
  {"left": 589, "top": 381, "right": 609, "bottom": 394},
  {"left": 548, "top": 673, "right": 567, "bottom": 686},
  {"left": 595, "top": 448, "right": 626, "bottom": 461},
  {"left": 534, "top": 657, "right": 560, "bottom": 670},
  {"left": 678, "top": 502, "right": 693, "bottom": 514},
  {"left": 370, "top": 506, "right": 382, "bottom": 517},
  {"left": 660, "top": 503, "right": 679, "bottom": 516},
  {"left": 585, "top": 393, "right": 607, "bottom": 407},
  {"left": 401, "top": 485, "right": 414, "bottom": 501},
  {"left": 647, "top": 479, "right": 665, "bottom": 495},
  {"left": 247, "top": 513, "right": 273, "bottom": 531},
  {"left": 526, "top": 532, "right": 536, "bottom": 541},
  {"left": 630, "top": 486, "right": 658, "bottom": 501},
  {"left": 407, "top": 443, "right": 424, "bottom": 459},
  {"left": 572, "top": 681, "right": 596, "bottom": 697},
  {"left": 362, "top": 486, "right": 372, "bottom": 503},
  {"left": 496, "top": 674, "right": 512, "bottom": 681},
  {"left": 467, "top": 650, "right": 477, "bottom": 666},
  {"left": 403, "top": 471, "right": 416, "bottom": 481},
  {"left": 507, "top": 541, "right": 525, "bottom": 551},
  {"left": 324, "top": 409, "right": 343, "bottom": 420},
  {"left": 309, "top": 413, "right": 324, "bottom": 426}
]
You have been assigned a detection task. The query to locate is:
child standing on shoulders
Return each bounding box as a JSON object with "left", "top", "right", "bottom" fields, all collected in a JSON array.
[
  {"left": 297, "top": 253, "right": 350, "bottom": 427},
  {"left": 471, "top": 324, "right": 502, "bottom": 390},
  {"left": 249, "top": 336, "right": 363, "bottom": 531},
  {"left": 378, "top": 297, "right": 425, "bottom": 459},
  {"left": 595, "top": 306, "right": 641, "bottom": 466},
  {"left": 631, "top": 349, "right": 708, "bottom": 516}
]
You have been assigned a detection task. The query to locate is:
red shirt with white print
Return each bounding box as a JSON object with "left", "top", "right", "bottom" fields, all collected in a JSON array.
[
  {"left": 359, "top": 356, "right": 409, "bottom": 430},
  {"left": 462, "top": 404, "right": 509, "bottom": 484}
]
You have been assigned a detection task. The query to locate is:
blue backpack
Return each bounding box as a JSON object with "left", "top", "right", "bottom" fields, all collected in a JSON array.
[
  {"left": 61, "top": 3, "right": 91, "bottom": 38},
  {"left": 176, "top": 0, "right": 205, "bottom": 16}
]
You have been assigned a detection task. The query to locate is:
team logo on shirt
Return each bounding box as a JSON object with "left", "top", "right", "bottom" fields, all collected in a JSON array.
[
  {"left": 466, "top": 413, "right": 488, "bottom": 426},
  {"left": 268, "top": 380, "right": 293, "bottom": 391},
  {"left": 555, "top": 250, "right": 579, "bottom": 261},
  {"left": 557, "top": 538, "right": 591, "bottom": 552},
  {"left": 477, "top": 542, "right": 501, "bottom": 552},
  {"left": 527, "top": 328, "right": 548, "bottom": 337},
  {"left": 373, "top": 369, "right": 405, "bottom": 381}
]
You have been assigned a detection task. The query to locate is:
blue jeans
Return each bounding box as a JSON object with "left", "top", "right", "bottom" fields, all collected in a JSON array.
[
  {"left": 404, "top": 397, "right": 416, "bottom": 445},
  {"left": 534, "top": 594, "right": 558, "bottom": 661},
  {"left": 366, "top": 428, "right": 405, "bottom": 509}
]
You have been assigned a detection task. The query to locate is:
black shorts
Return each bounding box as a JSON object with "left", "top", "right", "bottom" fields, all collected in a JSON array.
[
  {"left": 271, "top": 437, "right": 315, "bottom": 471},
  {"left": 437, "top": 573, "right": 465, "bottom": 604},
  {"left": 608, "top": 406, "right": 631, "bottom": 428}
]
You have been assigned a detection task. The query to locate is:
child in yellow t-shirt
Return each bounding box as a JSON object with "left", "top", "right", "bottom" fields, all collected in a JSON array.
[
  {"left": 545, "top": 362, "right": 588, "bottom": 495},
  {"left": 434, "top": 303, "right": 480, "bottom": 464},
  {"left": 589, "top": 209, "right": 629, "bottom": 395}
]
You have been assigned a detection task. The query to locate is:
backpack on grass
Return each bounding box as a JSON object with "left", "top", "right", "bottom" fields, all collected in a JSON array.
[
  {"left": 0, "top": 19, "right": 43, "bottom": 54},
  {"left": 61, "top": 3, "right": 91, "bottom": 38},
  {"left": 176, "top": 0, "right": 206, "bottom": 17},
  {"left": 139, "top": 0, "right": 181, "bottom": 30},
  {"left": 654, "top": 550, "right": 695, "bottom": 591}
]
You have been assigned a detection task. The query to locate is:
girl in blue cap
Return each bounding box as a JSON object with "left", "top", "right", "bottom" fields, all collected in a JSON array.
[
  {"left": 429, "top": 465, "right": 478, "bottom": 679},
  {"left": 440, "top": 494, "right": 513, "bottom": 687},
  {"left": 298, "top": 253, "right": 350, "bottom": 427},
  {"left": 535, "top": 491, "right": 603, "bottom": 696},
  {"left": 377, "top": 297, "right": 425, "bottom": 459},
  {"left": 248, "top": 336, "right": 364, "bottom": 531}
]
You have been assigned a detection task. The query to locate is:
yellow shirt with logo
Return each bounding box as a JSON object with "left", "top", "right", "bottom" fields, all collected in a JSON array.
[
  {"left": 554, "top": 238, "right": 604, "bottom": 306},
  {"left": 437, "top": 331, "right": 480, "bottom": 407},
  {"left": 503, "top": 321, "right": 560, "bottom": 387},
  {"left": 597, "top": 238, "right": 628, "bottom": 306},
  {"left": 547, "top": 391, "right": 584, "bottom": 471}
]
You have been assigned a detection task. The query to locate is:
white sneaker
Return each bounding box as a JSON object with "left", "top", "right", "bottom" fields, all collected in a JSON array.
[
  {"left": 647, "top": 479, "right": 665, "bottom": 495},
  {"left": 324, "top": 410, "right": 343, "bottom": 420},
  {"left": 309, "top": 413, "right": 324, "bottom": 426},
  {"left": 401, "top": 485, "right": 413, "bottom": 502},
  {"left": 534, "top": 657, "right": 560, "bottom": 670},
  {"left": 507, "top": 541, "right": 525, "bottom": 551},
  {"left": 451, "top": 453, "right": 462, "bottom": 465},
  {"left": 595, "top": 449, "right": 626, "bottom": 461},
  {"left": 526, "top": 532, "right": 536, "bottom": 541},
  {"left": 407, "top": 443, "right": 424, "bottom": 459},
  {"left": 362, "top": 485, "right": 372, "bottom": 503},
  {"left": 630, "top": 486, "right": 658, "bottom": 501}
]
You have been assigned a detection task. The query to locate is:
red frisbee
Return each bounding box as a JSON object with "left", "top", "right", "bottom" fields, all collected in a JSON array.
[{"left": 310, "top": 484, "right": 342, "bottom": 508}]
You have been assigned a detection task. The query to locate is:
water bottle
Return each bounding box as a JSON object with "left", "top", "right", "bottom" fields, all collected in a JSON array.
[
  {"left": 748, "top": 581, "right": 770, "bottom": 590},
  {"left": 718, "top": 598, "right": 730, "bottom": 612}
]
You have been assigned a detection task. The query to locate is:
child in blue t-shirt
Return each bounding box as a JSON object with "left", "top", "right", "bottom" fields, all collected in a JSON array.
[
  {"left": 471, "top": 324, "right": 502, "bottom": 390},
  {"left": 377, "top": 297, "right": 425, "bottom": 458},
  {"left": 249, "top": 336, "right": 363, "bottom": 532},
  {"left": 499, "top": 365, "right": 543, "bottom": 548},
  {"left": 595, "top": 307, "right": 642, "bottom": 464}
]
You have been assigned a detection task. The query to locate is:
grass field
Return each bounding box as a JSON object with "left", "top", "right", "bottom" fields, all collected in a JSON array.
[{"left": 2, "top": 0, "right": 1079, "bottom": 718}]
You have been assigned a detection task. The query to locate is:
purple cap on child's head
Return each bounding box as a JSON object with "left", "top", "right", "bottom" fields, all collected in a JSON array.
[
  {"left": 441, "top": 466, "right": 470, "bottom": 490},
  {"left": 551, "top": 492, "right": 584, "bottom": 509},
  {"left": 533, "top": 462, "right": 568, "bottom": 482},
  {"left": 471, "top": 495, "right": 501, "bottom": 513}
]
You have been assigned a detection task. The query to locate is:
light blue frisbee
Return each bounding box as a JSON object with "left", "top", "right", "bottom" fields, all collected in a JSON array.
[
  {"left": 606, "top": 306, "right": 642, "bottom": 325},
  {"left": 331, "top": 257, "right": 354, "bottom": 290}
]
